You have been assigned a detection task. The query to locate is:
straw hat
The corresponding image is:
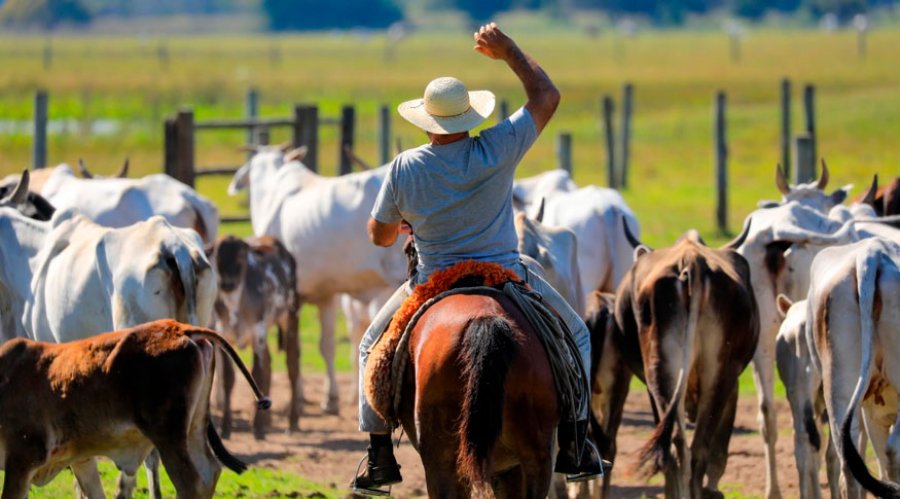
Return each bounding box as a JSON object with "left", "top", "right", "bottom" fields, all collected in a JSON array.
[{"left": 398, "top": 77, "right": 495, "bottom": 134}]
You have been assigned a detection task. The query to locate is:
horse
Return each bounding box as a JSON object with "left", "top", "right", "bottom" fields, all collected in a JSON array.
[{"left": 396, "top": 288, "right": 560, "bottom": 497}]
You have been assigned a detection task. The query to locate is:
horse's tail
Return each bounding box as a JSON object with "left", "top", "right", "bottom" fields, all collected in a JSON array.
[{"left": 457, "top": 316, "right": 521, "bottom": 490}]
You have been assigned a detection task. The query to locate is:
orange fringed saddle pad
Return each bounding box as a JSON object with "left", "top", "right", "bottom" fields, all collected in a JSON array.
[{"left": 363, "top": 261, "right": 522, "bottom": 424}]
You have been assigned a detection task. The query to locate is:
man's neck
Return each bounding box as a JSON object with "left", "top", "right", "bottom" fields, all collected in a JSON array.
[{"left": 428, "top": 131, "right": 469, "bottom": 146}]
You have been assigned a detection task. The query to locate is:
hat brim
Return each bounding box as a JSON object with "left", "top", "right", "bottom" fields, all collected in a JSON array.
[{"left": 397, "top": 90, "right": 495, "bottom": 134}]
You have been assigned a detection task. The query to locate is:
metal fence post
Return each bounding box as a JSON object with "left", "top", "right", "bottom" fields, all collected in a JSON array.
[
  {"left": 715, "top": 91, "right": 728, "bottom": 234},
  {"left": 33, "top": 90, "right": 48, "bottom": 169},
  {"left": 619, "top": 82, "right": 633, "bottom": 189},
  {"left": 339, "top": 105, "right": 355, "bottom": 175},
  {"left": 379, "top": 104, "right": 391, "bottom": 164},
  {"left": 602, "top": 95, "right": 616, "bottom": 188},
  {"left": 556, "top": 133, "right": 572, "bottom": 174}
]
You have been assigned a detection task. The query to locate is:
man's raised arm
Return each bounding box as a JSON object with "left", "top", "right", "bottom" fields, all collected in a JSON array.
[{"left": 473, "top": 22, "right": 560, "bottom": 133}]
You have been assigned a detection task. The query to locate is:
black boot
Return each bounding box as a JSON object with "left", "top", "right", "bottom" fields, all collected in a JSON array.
[
  {"left": 555, "top": 420, "right": 612, "bottom": 482},
  {"left": 351, "top": 439, "right": 402, "bottom": 497}
]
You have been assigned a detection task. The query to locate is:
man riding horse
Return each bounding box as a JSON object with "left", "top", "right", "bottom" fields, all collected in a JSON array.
[{"left": 352, "top": 23, "right": 607, "bottom": 495}]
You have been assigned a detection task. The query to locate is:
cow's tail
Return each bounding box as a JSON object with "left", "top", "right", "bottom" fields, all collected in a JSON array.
[
  {"left": 186, "top": 327, "right": 272, "bottom": 411},
  {"left": 167, "top": 242, "right": 200, "bottom": 326},
  {"left": 456, "top": 316, "right": 520, "bottom": 492},
  {"left": 182, "top": 188, "right": 220, "bottom": 243},
  {"left": 637, "top": 262, "right": 700, "bottom": 478},
  {"left": 206, "top": 420, "right": 247, "bottom": 474},
  {"left": 841, "top": 249, "right": 900, "bottom": 498}
]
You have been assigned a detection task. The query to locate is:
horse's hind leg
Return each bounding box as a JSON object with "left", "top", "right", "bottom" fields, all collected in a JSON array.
[{"left": 493, "top": 463, "right": 552, "bottom": 499}]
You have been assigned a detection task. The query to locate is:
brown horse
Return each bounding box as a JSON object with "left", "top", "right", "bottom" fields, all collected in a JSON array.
[{"left": 396, "top": 289, "right": 559, "bottom": 498}]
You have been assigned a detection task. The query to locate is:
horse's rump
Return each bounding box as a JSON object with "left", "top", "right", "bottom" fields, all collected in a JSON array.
[{"left": 363, "top": 261, "right": 521, "bottom": 424}]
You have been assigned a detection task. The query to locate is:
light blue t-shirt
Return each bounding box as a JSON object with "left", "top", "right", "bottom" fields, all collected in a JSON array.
[{"left": 372, "top": 107, "right": 539, "bottom": 279}]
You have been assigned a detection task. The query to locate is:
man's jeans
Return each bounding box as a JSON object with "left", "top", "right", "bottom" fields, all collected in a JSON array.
[{"left": 358, "top": 260, "right": 592, "bottom": 432}]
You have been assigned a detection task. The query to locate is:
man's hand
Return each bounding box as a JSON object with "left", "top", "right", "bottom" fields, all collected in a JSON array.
[{"left": 473, "top": 23, "right": 516, "bottom": 61}]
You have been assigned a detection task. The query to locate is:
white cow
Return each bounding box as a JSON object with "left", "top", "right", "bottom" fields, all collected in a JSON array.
[
  {"left": 4, "top": 162, "right": 220, "bottom": 243},
  {"left": 775, "top": 295, "right": 841, "bottom": 499},
  {"left": 512, "top": 168, "right": 577, "bottom": 209},
  {"left": 229, "top": 145, "right": 407, "bottom": 413},
  {"left": 806, "top": 237, "right": 900, "bottom": 498},
  {"left": 514, "top": 208, "right": 583, "bottom": 312},
  {"left": 0, "top": 174, "right": 216, "bottom": 498}
]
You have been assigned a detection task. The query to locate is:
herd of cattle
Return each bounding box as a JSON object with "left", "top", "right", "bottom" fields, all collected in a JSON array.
[{"left": 0, "top": 147, "right": 898, "bottom": 498}]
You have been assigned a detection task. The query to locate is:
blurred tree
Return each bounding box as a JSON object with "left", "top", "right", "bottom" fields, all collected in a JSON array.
[
  {"left": 450, "top": 0, "right": 515, "bottom": 22},
  {"left": 263, "top": 0, "right": 403, "bottom": 30},
  {"left": 805, "top": 0, "right": 867, "bottom": 19},
  {"left": 0, "top": 0, "right": 91, "bottom": 28}
]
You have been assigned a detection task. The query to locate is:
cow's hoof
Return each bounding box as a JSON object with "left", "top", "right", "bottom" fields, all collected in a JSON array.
[
  {"left": 701, "top": 488, "right": 724, "bottom": 499},
  {"left": 321, "top": 396, "right": 340, "bottom": 415}
]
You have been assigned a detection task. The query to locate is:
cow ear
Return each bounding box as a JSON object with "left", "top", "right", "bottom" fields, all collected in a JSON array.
[
  {"left": 776, "top": 294, "right": 793, "bottom": 319},
  {"left": 830, "top": 186, "right": 850, "bottom": 206},
  {"left": 284, "top": 146, "right": 308, "bottom": 163},
  {"left": 634, "top": 245, "right": 651, "bottom": 259}
]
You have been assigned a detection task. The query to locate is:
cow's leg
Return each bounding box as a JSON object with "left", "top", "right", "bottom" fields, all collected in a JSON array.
[
  {"left": 252, "top": 320, "right": 272, "bottom": 439},
  {"left": 281, "top": 308, "right": 302, "bottom": 433},
  {"left": 144, "top": 449, "right": 163, "bottom": 499},
  {"left": 317, "top": 295, "right": 340, "bottom": 414},
  {"left": 884, "top": 404, "right": 900, "bottom": 482},
  {"left": 341, "top": 295, "right": 365, "bottom": 404},
  {"left": 824, "top": 417, "right": 841, "bottom": 499},
  {"left": 215, "top": 348, "right": 235, "bottom": 439},
  {"left": 704, "top": 384, "right": 739, "bottom": 498},
  {"left": 751, "top": 341, "right": 781, "bottom": 499},
  {"left": 71, "top": 459, "right": 105, "bottom": 499}
]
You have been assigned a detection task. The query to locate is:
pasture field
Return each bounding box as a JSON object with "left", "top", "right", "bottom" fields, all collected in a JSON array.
[{"left": 0, "top": 25, "right": 899, "bottom": 497}]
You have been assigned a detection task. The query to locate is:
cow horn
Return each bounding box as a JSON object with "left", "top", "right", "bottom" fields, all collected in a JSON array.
[
  {"left": 816, "top": 159, "right": 829, "bottom": 190},
  {"left": 1, "top": 170, "right": 30, "bottom": 205},
  {"left": 343, "top": 145, "right": 372, "bottom": 170},
  {"left": 77, "top": 159, "right": 94, "bottom": 179},
  {"left": 117, "top": 158, "right": 130, "bottom": 178},
  {"left": 722, "top": 216, "right": 752, "bottom": 250},
  {"left": 238, "top": 144, "right": 260, "bottom": 153},
  {"left": 622, "top": 215, "right": 645, "bottom": 249},
  {"left": 279, "top": 141, "right": 293, "bottom": 152},
  {"left": 534, "top": 197, "right": 545, "bottom": 223},
  {"left": 860, "top": 174, "right": 878, "bottom": 207},
  {"left": 775, "top": 163, "right": 790, "bottom": 195},
  {"left": 284, "top": 146, "right": 308, "bottom": 163}
]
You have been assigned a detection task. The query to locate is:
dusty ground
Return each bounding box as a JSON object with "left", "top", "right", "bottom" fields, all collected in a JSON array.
[{"left": 225, "top": 372, "right": 832, "bottom": 498}]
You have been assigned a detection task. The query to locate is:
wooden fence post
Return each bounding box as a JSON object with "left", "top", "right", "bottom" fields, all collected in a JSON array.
[
  {"left": 254, "top": 126, "right": 270, "bottom": 147},
  {"left": 246, "top": 88, "right": 259, "bottom": 160},
  {"left": 803, "top": 84, "right": 816, "bottom": 171},
  {"left": 33, "top": 90, "right": 48, "bottom": 169},
  {"left": 174, "top": 109, "right": 195, "bottom": 187},
  {"left": 794, "top": 134, "right": 815, "bottom": 184},
  {"left": 498, "top": 100, "right": 509, "bottom": 123},
  {"left": 619, "top": 82, "right": 633, "bottom": 189},
  {"left": 294, "top": 104, "right": 318, "bottom": 171},
  {"left": 379, "top": 104, "right": 391, "bottom": 164},
  {"left": 339, "top": 105, "right": 355, "bottom": 175},
  {"left": 715, "top": 91, "right": 728, "bottom": 234},
  {"left": 556, "top": 133, "right": 572, "bottom": 174},
  {"left": 602, "top": 95, "right": 616, "bottom": 188},
  {"left": 164, "top": 118, "right": 177, "bottom": 178},
  {"left": 43, "top": 40, "right": 52, "bottom": 70},
  {"left": 780, "top": 78, "right": 792, "bottom": 180}
]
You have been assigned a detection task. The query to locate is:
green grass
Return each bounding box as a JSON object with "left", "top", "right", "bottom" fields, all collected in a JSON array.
[{"left": 0, "top": 459, "right": 341, "bottom": 498}]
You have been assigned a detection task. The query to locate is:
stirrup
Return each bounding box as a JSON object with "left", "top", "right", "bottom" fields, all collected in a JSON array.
[
  {"left": 564, "top": 459, "right": 613, "bottom": 483},
  {"left": 351, "top": 454, "right": 396, "bottom": 497}
]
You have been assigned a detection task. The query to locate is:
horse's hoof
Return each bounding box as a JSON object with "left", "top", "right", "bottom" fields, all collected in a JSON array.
[{"left": 322, "top": 396, "right": 340, "bottom": 415}]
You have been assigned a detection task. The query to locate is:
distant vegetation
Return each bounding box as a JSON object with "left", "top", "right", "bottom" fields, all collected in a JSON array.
[{"left": 0, "top": 0, "right": 895, "bottom": 31}]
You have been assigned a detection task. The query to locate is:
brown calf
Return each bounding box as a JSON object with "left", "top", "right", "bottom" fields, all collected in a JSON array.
[
  {"left": 207, "top": 235, "right": 300, "bottom": 438},
  {"left": 0, "top": 320, "right": 269, "bottom": 499},
  {"left": 617, "top": 229, "right": 758, "bottom": 498}
]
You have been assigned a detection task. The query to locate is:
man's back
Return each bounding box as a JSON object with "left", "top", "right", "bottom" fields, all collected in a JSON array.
[{"left": 372, "top": 108, "right": 537, "bottom": 278}]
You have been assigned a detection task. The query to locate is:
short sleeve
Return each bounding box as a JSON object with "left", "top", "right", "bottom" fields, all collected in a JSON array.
[
  {"left": 476, "top": 107, "right": 539, "bottom": 172},
  {"left": 371, "top": 161, "right": 402, "bottom": 224}
]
